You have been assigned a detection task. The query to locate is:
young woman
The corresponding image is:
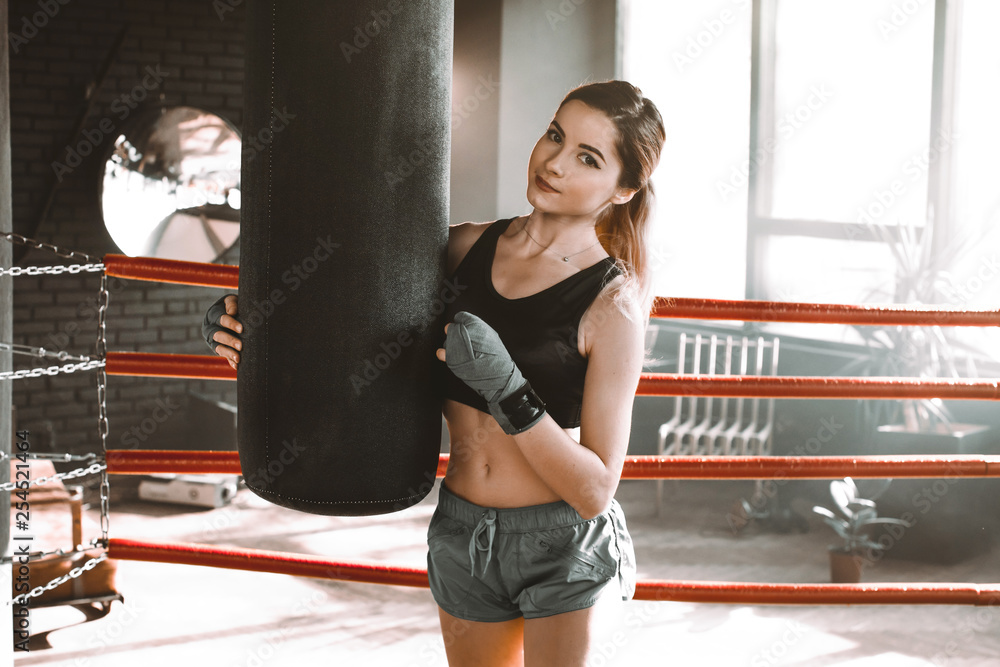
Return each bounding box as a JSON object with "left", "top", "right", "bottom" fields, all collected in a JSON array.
[{"left": 204, "top": 80, "right": 665, "bottom": 666}]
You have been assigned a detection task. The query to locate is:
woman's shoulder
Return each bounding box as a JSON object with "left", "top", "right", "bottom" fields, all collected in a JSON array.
[
  {"left": 446, "top": 218, "right": 510, "bottom": 276},
  {"left": 578, "top": 270, "right": 645, "bottom": 356}
]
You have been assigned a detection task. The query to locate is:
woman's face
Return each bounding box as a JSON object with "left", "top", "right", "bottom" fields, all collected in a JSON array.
[{"left": 526, "top": 99, "right": 631, "bottom": 218}]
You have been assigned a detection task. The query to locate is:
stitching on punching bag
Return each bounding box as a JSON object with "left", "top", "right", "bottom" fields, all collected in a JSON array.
[
  {"left": 264, "top": 0, "right": 274, "bottom": 483},
  {"left": 242, "top": 480, "right": 429, "bottom": 506}
]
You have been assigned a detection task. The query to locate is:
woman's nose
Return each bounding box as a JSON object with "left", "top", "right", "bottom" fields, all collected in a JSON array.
[{"left": 544, "top": 149, "right": 566, "bottom": 176}]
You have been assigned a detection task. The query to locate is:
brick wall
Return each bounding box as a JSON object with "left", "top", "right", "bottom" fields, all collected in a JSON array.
[{"left": 8, "top": 0, "right": 245, "bottom": 457}]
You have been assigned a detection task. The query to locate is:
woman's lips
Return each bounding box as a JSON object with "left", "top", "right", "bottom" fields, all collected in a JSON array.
[{"left": 535, "top": 175, "right": 559, "bottom": 193}]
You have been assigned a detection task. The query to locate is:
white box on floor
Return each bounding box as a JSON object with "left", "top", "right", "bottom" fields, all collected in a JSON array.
[{"left": 137, "top": 474, "right": 239, "bottom": 509}]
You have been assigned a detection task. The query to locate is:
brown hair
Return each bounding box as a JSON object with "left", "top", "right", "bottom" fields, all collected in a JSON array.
[{"left": 559, "top": 80, "right": 665, "bottom": 328}]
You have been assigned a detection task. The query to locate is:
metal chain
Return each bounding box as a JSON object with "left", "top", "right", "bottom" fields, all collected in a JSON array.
[
  {"left": 7, "top": 552, "right": 109, "bottom": 607},
  {"left": 2, "top": 232, "right": 100, "bottom": 263},
  {"left": 0, "top": 358, "right": 105, "bottom": 381},
  {"left": 0, "top": 451, "right": 99, "bottom": 463},
  {"left": 1, "top": 538, "right": 104, "bottom": 565},
  {"left": 96, "top": 272, "right": 111, "bottom": 546},
  {"left": 0, "top": 461, "right": 106, "bottom": 492},
  {"left": 0, "top": 263, "right": 105, "bottom": 277},
  {"left": 0, "top": 341, "right": 95, "bottom": 362},
  {"left": 0, "top": 260, "right": 115, "bottom": 608}
]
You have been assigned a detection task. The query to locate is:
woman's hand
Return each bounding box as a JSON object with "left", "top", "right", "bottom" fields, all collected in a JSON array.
[
  {"left": 436, "top": 311, "right": 546, "bottom": 434},
  {"left": 202, "top": 294, "right": 242, "bottom": 370}
]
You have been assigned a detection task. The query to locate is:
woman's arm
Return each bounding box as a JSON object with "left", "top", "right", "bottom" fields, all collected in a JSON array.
[
  {"left": 510, "top": 290, "right": 646, "bottom": 519},
  {"left": 446, "top": 221, "right": 487, "bottom": 277}
]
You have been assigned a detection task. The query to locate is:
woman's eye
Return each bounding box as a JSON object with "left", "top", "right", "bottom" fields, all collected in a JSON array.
[
  {"left": 547, "top": 129, "right": 561, "bottom": 143},
  {"left": 580, "top": 154, "right": 599, "bottom": 168}
]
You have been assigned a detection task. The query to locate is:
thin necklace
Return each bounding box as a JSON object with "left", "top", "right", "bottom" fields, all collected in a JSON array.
[{"left": 520, "top": 217, "right": 602, "bottom": 262}]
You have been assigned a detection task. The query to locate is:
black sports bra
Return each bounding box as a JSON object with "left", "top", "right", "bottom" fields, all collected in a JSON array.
[{"left": 440, "top": 217, "right": 622, "bottom": 428}]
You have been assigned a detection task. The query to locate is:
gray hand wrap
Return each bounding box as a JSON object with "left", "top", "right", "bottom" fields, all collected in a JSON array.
[{"left": 444, "top": 311, "right": 546, "bottom": 435}]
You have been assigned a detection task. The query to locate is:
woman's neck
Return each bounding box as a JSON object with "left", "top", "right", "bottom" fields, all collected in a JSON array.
[{"left": 511, "top": 212, "right": 602, "bottom": 261}]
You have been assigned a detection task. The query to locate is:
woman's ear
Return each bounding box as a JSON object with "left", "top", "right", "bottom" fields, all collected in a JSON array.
[{"left": 612, "top": 188, "right": 638, "bottom": 206}]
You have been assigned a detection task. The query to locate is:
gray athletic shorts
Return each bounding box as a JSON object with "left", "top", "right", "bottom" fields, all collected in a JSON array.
[{"left": 426, "top": 482, "right": 636, "bottom": 622}]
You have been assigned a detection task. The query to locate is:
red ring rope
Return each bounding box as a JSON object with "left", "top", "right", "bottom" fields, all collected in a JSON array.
[
  {"left": 108, "top": 538, "right": 427, "bottom": 588},
  {"left": 95, "top": 257, "right": 1000, "bottom": 610},
  {"left": 99, "top": 255, "right": 998, "bottom": 326},
  {"left": 104, "top": 450, "right": 1000, "bottom": 479},
  {"left": 632, "top": 580, "right": 1000, "bottom": 605},
  {"left": 103, "top": 354, "right": 1000, "bottom": 401},
  {"left": 636, "top": 374, "right": 1000, "bottom": 400},
  {"left": 103, "top": 254, "right": 238, "bottom": 289},
  {"left": 106, "top": 538, "right": 1000, "bottom": 606},
  {"left": 106, "top": 352, "right": 235, "bottom": 380},
  {"left": 652, "top": 296, "right": 1000, "bottom": 326}
]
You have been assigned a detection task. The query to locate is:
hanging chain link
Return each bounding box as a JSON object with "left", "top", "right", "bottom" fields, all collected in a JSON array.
[
  {"left": 0, "top": 451, "right": 99, "bottom": 463},
  {"left": 1, "top": 538, "right": 104, "bottom": 565},
  {"left": 2, "top": 232, "right": 100, "bottom": 263},
  {"left": 0, "top": 358, "right": 105, "bottom": 381},
  {"left": 0, "top": 341, "right": 96, "bottom": 362},
  {"left": 0, "top": 461, "right": 106, "bottom": 492},
  {"left": 8, "top": 553, "right": 109, "bottom": 607},
  {"left": 0, "top": 263, "right": 105, "bottom": 277},
  {"left": 96, "top": 272, "right": 111, "bottom": 547},
  {"left": 0, "top": 342, "right": 101, "bottom": 380},
  {"left": 0, "top": 241, "right": 116, "bottom": 605}
]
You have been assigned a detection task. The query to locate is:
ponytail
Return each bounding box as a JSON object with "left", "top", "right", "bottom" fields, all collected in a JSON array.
[
  {"left": 560, "top": 81, "right": 666, "bottom": 334},
  {"left": 595, "top": 180, "right": 656, "bottom": 329}
]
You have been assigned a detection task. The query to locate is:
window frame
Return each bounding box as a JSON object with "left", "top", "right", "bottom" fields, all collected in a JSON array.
[{"left": 745, "top": 0, "right": 962, "bottom": 304}]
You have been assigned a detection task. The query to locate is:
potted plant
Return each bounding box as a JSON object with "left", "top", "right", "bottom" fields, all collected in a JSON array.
[
  {"left": 834, "top": 222, "right": 999, "bottom": 564},
  {"left": 812, "top": 477, "right": 912, "bottom": 583},
  {"left": 841, "top": 220, "right": 994, "bottom": 452}
]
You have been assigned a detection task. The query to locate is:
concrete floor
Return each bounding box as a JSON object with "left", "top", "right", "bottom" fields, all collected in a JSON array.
[{"left": 11, "top": 478, "right": 1000, "bottom": 666}]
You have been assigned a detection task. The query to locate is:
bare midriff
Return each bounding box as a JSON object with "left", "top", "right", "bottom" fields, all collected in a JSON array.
[{"left": 441, "top": 398, "right": 580, "bottom": 507}]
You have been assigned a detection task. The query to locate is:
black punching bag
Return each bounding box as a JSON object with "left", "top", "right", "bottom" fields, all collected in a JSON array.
[{"left": 237, "top": 1, "right": 453, "bottom": 515}]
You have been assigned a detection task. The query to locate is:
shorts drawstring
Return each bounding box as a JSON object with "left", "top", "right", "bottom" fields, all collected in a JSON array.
[{"left": 469, "top": 509, "right": 497, "bottom": 577}]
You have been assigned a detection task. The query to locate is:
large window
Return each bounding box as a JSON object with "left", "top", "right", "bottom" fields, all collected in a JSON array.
[
  {"left": 624, "top": 0, "right": 1000, "bottom": 357},
  {"left": 622, "top": 0, "right": 752, "bottom": 302}
]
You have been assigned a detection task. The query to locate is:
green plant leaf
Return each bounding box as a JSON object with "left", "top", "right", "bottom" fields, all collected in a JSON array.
[{"left": 857, "top": 516, "right": 913, "bottom": 529}]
